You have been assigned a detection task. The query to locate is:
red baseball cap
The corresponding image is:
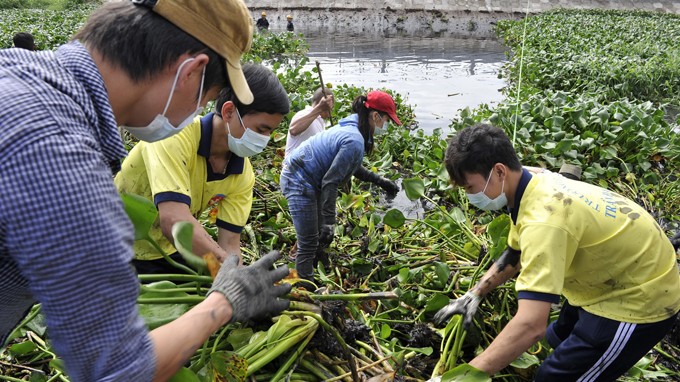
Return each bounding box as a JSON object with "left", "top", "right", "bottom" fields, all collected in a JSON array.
[{"left": 365, "top": 90, "right": 402, "bottom": 125}]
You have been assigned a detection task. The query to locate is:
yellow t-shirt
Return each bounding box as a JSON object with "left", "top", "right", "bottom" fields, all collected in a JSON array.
[
  {"left": 508, "top": 170, "right": 680, "bottom": 323},
  {"left": 114, "top": 113, "right": 254, "bottom": 260}
]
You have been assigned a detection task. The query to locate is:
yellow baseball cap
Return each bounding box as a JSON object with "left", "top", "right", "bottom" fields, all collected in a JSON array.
[
  {"left": 261, "top": 11, "right": 267, "bottom": 16},
  {"left": 140, "top": 0, "right": 254, "bottom": 104}
]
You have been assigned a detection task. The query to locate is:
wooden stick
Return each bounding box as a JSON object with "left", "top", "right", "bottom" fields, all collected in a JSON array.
[{"left": 315, "top": 60, "right": 335, "bottom": 126}]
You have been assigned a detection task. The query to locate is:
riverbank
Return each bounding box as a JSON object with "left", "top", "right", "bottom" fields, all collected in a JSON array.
[{"left": 245, "top": 0, "right": 680, "bottom": 38}]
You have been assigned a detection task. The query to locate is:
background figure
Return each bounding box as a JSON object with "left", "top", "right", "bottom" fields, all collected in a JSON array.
[
  {"left": 116, "top": 63, "right": 289, "bottom": 275},
  {"left": 13, "top": 32, "right": 37, "bottom": 50},
  {"left": 286, "top": 15, "right": 294, "bottom": 32},
  {"left": 256, "top": 11, "right": 269, "bottom": 31},
  {"left": 280, "top": 90, "right": 401, "bottom": 288},
  {"left": 286, "top": 87, "right": 398, "bottom": 194}
]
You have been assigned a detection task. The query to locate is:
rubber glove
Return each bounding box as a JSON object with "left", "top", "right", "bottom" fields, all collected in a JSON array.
[
  {"left": 318, "top": 224, "right": 335, "bottom": 247},
  {"left": 376, "top": 176, "right": 399, "bottom": 195},
  {"left": 433, "top": 290, "right": 481, "bottom": 329},
  {"left": 209, "top": 251, "right": 291, "bottom": 323}
]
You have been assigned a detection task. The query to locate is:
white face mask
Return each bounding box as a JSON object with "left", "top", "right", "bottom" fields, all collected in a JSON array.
[
  {"left": 227, "top": 109, "right": 270, "bottom": 157},
  {"left": 373, "top": 113, "right": 389, "bottom": 135},
  {"left": 466, "top": 169, "right": 508, "bottom": 211},
  {"left": 123, "top": 58, "right": 205, "bottom": 142}
]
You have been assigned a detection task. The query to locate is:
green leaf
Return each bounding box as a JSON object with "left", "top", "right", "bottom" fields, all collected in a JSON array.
[
  {"left": 424, "top": 293, "right": 450, "bottom": 313},
  {"left": 368, "top": 238, "right": 380, "bottom": 253},
  {"left": 380, "top": 323, "right": 392, "bottom": 339},
  {"left": 402, "top": 177, "right": 425, "bottom": 200},
  {"left": 433, "top": 261, "right": 451, "bottom": 289},
  {"left": 441, "top": 363, "right": 491, "bottom": 382},
  {"left": 168, "top": 367, "right": 200, "bottom": 382},
  {"left": 227, "top": 328, "right": 254, "bottom": 351},
  {"left": 9, "top": 341, "right": 38, "bottom": 356},
  {"left": 510, "top": 352, "right": 540, "bottom": 369},
  {"left": 120, "top": 193, "right": 158, "bottom": 241},
  {"left": 172, "top": 222, "right": 207, "bottom": 273},
  {"left": 138, "top": 281, "right": 190, "bottom": 329},
  {"left": 210, "top": 351, "right": 248, "bottom": 382},
  {"left": 383, "top": 208, "right": 406, "bottom": 228}
]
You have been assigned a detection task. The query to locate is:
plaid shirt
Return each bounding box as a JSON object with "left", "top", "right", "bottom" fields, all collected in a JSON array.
[{"left": 0, "top": 42, "right": 155, "bottom": 381}]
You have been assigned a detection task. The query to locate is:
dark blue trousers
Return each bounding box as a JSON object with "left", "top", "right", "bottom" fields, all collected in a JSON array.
[{"left": 536, "top": 300, "right": 678, "bottom": 382}]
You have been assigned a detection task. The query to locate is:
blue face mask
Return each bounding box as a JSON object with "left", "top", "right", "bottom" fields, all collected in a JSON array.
[{"left": 466, "top": 169, "right": 507, "bottom": 211}]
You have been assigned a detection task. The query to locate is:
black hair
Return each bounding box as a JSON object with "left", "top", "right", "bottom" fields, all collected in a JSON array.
[
  {"left": 13, "top": 32, "right": 36, "bottom": 50},
  {"left": 214, "top": 63, "right": 290, "bottom": 117},
  {"left": 74, "top": 1, "right": 226, "bottom": 95},
  {"left": 351, "top": 95, "right": 385, "bottom": 154},
  {"left": 444, "top": 124, "right": 522, "bottom": 186},
  {"left": 311, "top": 87, "right": 333, "bottom": 105}
]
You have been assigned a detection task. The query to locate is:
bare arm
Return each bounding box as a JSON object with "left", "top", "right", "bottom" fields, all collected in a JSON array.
[
  {"left": 150, "top": 293, "right": 232, "bottom": 381},
  {"left": 289, "top": 96, "right": 333, "bottom": 136},
  {"left": 469, "top": 299, "right": 551, "bottom": 375},
  {"left": 217, "top": 228, "right": 242, "bottom": 264},
  {"left": 158, "top": 201, "right": 229, "bottom": 261},
  {"left": 471, "top": 247, "right": 522, "bottom": 297}
]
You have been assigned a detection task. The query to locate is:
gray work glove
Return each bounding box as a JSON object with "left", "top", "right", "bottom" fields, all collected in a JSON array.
[
  {"left": 671, "top": 231, "right": 680, "bottom": 251},
  {"left": 209, "top": 251, "right": 291, "bottom": 323},
  {"left": 433, "top": 290, "right": 481, "bottom": 329},
  {"left": 318, "top": 224, "right": 335, "bottom": 248}
]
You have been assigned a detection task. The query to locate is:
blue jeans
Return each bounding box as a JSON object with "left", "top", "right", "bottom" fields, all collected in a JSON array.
[{"left": 280, "top": 172, "right": 323, "bottom": 281}]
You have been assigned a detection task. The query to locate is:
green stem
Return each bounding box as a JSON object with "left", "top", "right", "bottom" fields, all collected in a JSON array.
[
  {"left": 310, "top": 292, "right": 398, "bottom": 301},
  {"left": 146, "top": 238, "right": 198, "bottom": 275},
  {"left": 137, "top": 296, "right": 205, "bottom": 304},
  {"left": 247, "top": 319, "right": 318, "bottom": 376},
  {"left": 289, "top": 311, "right": 360, "bottom": 382},
  {"left": 138, "top": 274, "right": 213, "bottom": 283},
  {"left": 7, "top": 304, "right": 41, "bottom": 341},
  {"left": 270, "top": 330, "right": 316, "bottom": 381}
]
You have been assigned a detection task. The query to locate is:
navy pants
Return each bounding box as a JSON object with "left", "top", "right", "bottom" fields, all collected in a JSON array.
[{"left": 536, "top": 300, "right": 678, "bottom": 382}]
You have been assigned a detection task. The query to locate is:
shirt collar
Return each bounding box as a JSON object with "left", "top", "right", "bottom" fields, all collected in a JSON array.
[
  {"left": 509, "top": 168, "right": 533, "bottom": 224},
  {"left": 56, "top": 41, "right": 127, "bottom": 166},
  {"left": 198, "top": 112, "right": 245, "bottom": 176}
]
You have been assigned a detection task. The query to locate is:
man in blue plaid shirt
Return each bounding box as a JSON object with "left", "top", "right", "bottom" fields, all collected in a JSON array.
[{"left": 0, "top": 1, "right": 291, "bottom": 381}]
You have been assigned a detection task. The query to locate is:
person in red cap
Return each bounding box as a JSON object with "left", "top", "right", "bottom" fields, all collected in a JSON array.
[{"left": 280, "top": 90, "right": 401, "bottom": 288}]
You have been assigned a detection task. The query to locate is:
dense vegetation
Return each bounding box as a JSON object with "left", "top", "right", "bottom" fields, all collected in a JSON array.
[{"left": 1, "top": 5, "right": 679, "bottom": 382}]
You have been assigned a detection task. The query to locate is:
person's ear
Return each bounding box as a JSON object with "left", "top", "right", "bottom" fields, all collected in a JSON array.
[
  {"left": 177, "top": 53, "right": 209, "bottom": 89},
  {"left": 493, "top": 163, "right": 506, "bottom": 179},
  {"left": 220, "top": 101, "right": 236, "bottom": 121}
]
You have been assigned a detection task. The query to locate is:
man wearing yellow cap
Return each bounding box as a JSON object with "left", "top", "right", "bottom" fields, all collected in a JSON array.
[
  {"left": 0, "top": 1, "right": 290, "bottom": 381},
  {"left": 256, "top": 11, "right": 269, "bottom": 31},
  {"left": 287, "top": 14, "right": 295, "bottom": 32}
]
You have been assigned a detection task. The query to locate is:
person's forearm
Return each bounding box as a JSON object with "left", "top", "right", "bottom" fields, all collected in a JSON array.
[
  {"left": 162, "top": 217, "right": 228, "bottom": 261},
  {"left": 469, "top": 314, "right": 543, "bottom": 374},
  {"left": 470, "top": 253, "right": 521, "bottom": 297},
  {"left": 289, "top": 112, "right": 320, "bottom": 136},
  {"left": 150, "top": 293, "right": 232, "bottom": 381},
  {"left": 469, "top": 299, "right": 549, "bottom": 375}
]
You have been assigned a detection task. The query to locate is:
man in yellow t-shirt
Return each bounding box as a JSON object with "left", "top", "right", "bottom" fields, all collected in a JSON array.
[
  {"left": 434, "top": 124, "right": 680, "bottom": 381},
  {"left": 115, "top": 64, "right": 290, "bottom": 274}
]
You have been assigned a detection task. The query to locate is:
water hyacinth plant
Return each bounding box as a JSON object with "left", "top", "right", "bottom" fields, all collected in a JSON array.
[{"left": 1, "top": 4, "right": 679, "bottom": 382}]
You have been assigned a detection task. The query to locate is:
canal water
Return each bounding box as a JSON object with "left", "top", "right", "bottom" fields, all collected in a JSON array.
[{"left": 301, "top": 32, "right": 508, "bottom": 134}]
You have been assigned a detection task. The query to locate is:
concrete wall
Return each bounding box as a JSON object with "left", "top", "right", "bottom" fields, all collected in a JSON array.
[
  {"left": 245, "top": 0, "right": 680, "bottom": 14},
  {"left": 245, "top": 0, "right": 680, "bottom": 37}
]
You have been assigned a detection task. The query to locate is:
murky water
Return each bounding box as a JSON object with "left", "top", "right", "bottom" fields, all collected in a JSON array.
[{"left": 302, "top": 32, "right": 508, "bottom": 134}]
